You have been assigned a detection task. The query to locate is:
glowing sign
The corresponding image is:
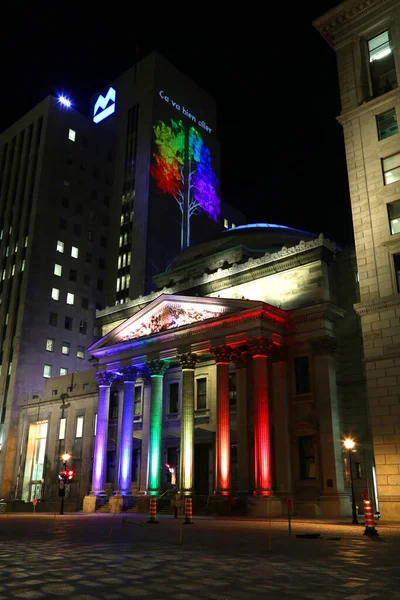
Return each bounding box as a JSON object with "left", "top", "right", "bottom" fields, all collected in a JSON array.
[{"left": 93, "top": 87, "right": 116, "bottom": 123}]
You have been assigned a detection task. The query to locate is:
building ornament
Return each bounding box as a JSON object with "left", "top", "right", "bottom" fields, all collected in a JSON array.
[
  {"left": 145, "top": 359, "right": 170, "bottom": 377},
  {"left": 210, "top": 345, "right": 233, "bottom": 364},
  {"left": 231, "top": 349, "right": 249, "bottom": 369},
  {"left": 117, "top": 366, "right": 138, "bottom": 383},
  {"left": 247, "top": 337, "right": 275, "bottom": 358},
  {"left": 311, "top": 336, "right": 338, "bottom": 356},
  {"left": 177, "top": 352, "right": 198, "bottom": 370},
  {"left": 355, "top": 295, "right": 400, "bottom": 316},
  {"left": 94, "top": 371, "right": 117, "bottom": 387}
]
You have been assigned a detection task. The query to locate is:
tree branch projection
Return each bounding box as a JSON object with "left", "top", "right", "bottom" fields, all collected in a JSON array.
[
  {"left": 150, "top": 118, "right": 220, "bottom": 249},
  {"left": 95, "top": 371, "right": 117, "bottom": 387},
  {"left": 118, "top": 366, "right": 138, "bottom": 383}
]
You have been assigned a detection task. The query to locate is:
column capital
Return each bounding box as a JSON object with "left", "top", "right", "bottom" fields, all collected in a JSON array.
[
  {"left": 118, "top": 366, "right": 138, "bottom": 383},
  {"left": 270, "top": 344, "right": 288, "bottom": 363},
  {"left": 311, "top": 336, "right": 338, "bottom": 356},
  {"left": 210, "top": 344, "right": 233, "bottom": 364},
  {"left": 231, "top": 349, "right": 249, "bottom": 369},
  {"left": 146, "top": 359, "right": 169, "bottom": 377},
  {"left": 177, "top": 352, "right": 198, "bottom": 370},
  {"left": 95, "top": 371, "right": 117, "bottom": 387},
  {"left": 247, "top": 337, "right": 275, "bottom": 358}
]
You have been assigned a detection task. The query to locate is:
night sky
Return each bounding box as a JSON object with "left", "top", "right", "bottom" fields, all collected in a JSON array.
[{"left": 0, "top": 1, "right": 353, "bottom": 247}]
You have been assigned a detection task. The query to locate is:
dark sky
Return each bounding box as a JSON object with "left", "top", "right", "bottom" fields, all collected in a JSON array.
[{"left": 0, "top": 1, "right": 354, "bottom": 247}]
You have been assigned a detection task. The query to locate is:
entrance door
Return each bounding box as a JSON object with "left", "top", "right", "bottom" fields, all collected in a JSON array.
[{"left": 194, "top": 444, "right": 209, "bottom": 495}]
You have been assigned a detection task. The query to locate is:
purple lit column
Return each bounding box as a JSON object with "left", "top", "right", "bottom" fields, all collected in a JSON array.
[
  {"left": 118, "top": 366, "right": 137, "bottom": 495},
  {"left": 91, "top": 371, "right": 116, "bottom": 495}
]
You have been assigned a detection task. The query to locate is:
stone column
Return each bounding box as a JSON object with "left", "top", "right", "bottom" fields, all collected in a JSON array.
[
  {"left": 271, "top": 346, "right": 292, "bottom": 495},
  {"left": 232, "top": 349, "right": 250, "bottom": 496},
  {"left": 210, "top": 345, "right": 233, "bottom": 496},
  {"left": 178, "top": 352, "right": 197, "bottom": 496},
  {"left": 312, "top": 337, "right": 351, "bottom": 516},
  {"left": 89, "top": 371, "right": 116, "bottom": 497},
  {"left": 248, "top": 337, "right": 274, "bottom": 496},
  {"left": 117, "top": 366, "right": 137, "bottom": 495},
  {"left": 138, "top": 371, "right": 151, "bottom": 493},
  {"left": 146, "top": 359, "right": 169, "bottom": 495}
]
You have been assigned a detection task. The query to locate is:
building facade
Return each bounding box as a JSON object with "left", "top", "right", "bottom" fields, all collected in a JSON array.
[
  {"left": 314, "top": 0, "right": 400, "bottom": 519},
  {"left": 14, "top": 225, "right": 373, "bottom": 517}
]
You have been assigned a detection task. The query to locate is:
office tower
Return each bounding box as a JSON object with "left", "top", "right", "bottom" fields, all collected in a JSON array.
[{"left": 314, "top": 0, "right": 400, "bottom": 519}]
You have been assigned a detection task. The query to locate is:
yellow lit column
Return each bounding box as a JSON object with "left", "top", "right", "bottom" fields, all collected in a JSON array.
[{"left": 178, "top": 353, "right": 198, "bottom": 496}]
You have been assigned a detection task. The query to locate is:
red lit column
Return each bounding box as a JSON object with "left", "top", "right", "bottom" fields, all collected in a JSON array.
[
  {"left": 249, "top": 338, "right": 274, "bottom": 496},
  {"left": 211, "top": 345, "right": 233, "bottom": 496},
  {"left": 232, "top": 350, "right": 250, "bottom": 495}
]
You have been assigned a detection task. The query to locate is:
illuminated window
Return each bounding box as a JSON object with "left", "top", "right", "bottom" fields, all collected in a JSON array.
[
  {"left": 14, "top": 242, "right": 18, "bottom": 253},
  {"left": 134, "top": 386, "right": 142, "bottom": 415},
  {"left": 168, "top": 382, "right": 179, "bottom": 414},
  {"left": 21, "top": 260, "right": 25, "bottom": 272},
  {"left": 59, "top": 418, "right": 66, "bottom": 440},
  {"left": 77, "top": 345, "right": 85, "bottom": 359},
  {"left": 368, "top": 30, "right": 397, "bottom": 97},
  {"left": 46, "top": 338, "right": 55, "bottom": 352},
  {"left": 127, "top": 252, "right": 131, "bottom": 266},
  {"left": 116, "top": 278, "right": 120, "bottom": 292},
  {"left": 43, "top": 364, "right": 52, "bottom": 378},
  {"left": 120, "top": 214, "right": 124, "bottom": 226},
  {"left": 389, "top": 201, "right": 400, "bottom": 234},
  {"left": 54, "top": 264, "right": 62, "bottom": 276},
  {"left": 76, "top": 416, "right": 84, "bottom": 438},
  {"left": 62, "top": 342, "right": 70, "bottom": 355},
  {"left": 121, "top": 275, "right": 125, "bottom": 290},
  {"left": 117, "top": 256, "right": 121, "bottom": 269},
  {"left": 51, "top": 288, "right": 60, "bottom": 301},
  {"left": 66, "top": 292, "right": 74, "bottom": 305},
  {"left": 231, "top": 223, "right": 236, "bottom": 228},
  {"left": 0, "top": 230, "right": 2, "bottom": 240},
  {"left": 1, "top": 270, "right": 4, "bottom": 281},
  {"left": 68, "top": 128, "right": 76, "bottom": 142},
  {"left": 71, "top": 246, "right": 79, "bottom": 259},
  {"left": 11, "top": 264, "right": 15, "bottom": 276},
  {"left": 56, "top": 240, "right": 64, "bottom": 253},
  {"left": 123, "top": 233, "right": 128, "bottom": 245},
  {"left": 119, "top": 235, "right": 123, "bottom": 248},
  {"left": 383, "top": 154, "right": 400, "bottom": 185},
  {"left": 377, "top": 109, "right": 398, "bottom": 140},
  {"left": 93, "top": 413, "right": 97, "bottom": 436},
  {"left": 223, "top": 218, "right": 229, "bottom": 229},
  {"left": 295, "top": 356, "right": 310, "bottom": 394},
  {"left": 60, "top": 367, "right": 68, "bottom": 376},
  {"left": 5, "top": 246, "right": 9, "bottom": 257},
  {"left": 25, "top": 236, "right": 28, "bottom": 247},
  {"left": 196, "top": 378, "right": 207, "bottom": 410},
  {"left": 126, "top": 274, "right": 130, "bottom": 289}
]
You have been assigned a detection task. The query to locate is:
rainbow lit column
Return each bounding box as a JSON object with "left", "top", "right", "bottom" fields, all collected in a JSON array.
[
  {"left": 146, "top": 359, "right": 169, "bottom": 495},
  {"left": 249, "top": 337, "right": 274, "bottom": 496},
  {"left": 91, "top": 371, "right": 116, "bottom": 495},
  {"left": 211, "top": 345, "right": 233, "bottom": 496},
  {"left": 178, "top": 353, "right": 198, "bottom": 496},
  {"left": 118, "top": 366, "right": 137, "bottom": 495}
]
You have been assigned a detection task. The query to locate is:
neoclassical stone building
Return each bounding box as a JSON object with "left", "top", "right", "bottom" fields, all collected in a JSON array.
[{"left": 13, "top": 225, "right": 373, "bottom": 516}]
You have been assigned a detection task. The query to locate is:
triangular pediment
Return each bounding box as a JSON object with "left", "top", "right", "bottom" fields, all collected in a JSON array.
[{"left": 89, "top": 294, "right": 259, "bottom": 353}]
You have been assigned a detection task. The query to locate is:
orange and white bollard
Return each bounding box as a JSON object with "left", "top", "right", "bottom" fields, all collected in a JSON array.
[
  {"left": 183, "top": 497, "right": 193, "bottom": 524},
  {"left": 147, "top": 497, "right": 159, "bottom": 524},
  {"left": 363, "top": 498, "right": 378, "bottom": 536}
]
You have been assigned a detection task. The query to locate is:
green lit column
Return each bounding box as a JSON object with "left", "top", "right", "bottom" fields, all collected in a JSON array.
[
  {"left": 178, "top": 353, "right": 198, "bottom": 496},
  {"left": 146, "top": 359, "right": 169, "bottom": 495}
]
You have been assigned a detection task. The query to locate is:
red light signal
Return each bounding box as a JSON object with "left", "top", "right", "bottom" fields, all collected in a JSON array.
[{"left": 67, "top": 470, "right": 74, "bottom": 481}]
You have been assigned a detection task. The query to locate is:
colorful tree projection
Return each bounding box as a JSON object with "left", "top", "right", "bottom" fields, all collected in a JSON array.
[{"left": 150, "top": 119, "right": 220, "bottom": 249}]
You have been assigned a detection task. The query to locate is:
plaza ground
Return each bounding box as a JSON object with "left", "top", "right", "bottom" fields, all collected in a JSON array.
[{"left": 0, "top": 512, "right": 399, "bottom": 599}]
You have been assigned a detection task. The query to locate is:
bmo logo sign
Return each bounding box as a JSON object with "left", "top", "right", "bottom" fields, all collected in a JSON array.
[{"left": 93, "top": 87, "right": 116, "bottom": 123}]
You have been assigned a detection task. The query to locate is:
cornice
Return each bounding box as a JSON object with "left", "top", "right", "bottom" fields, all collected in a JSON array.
[
  {"left": 354, "top": 294, "right": 400, "bottom": 315},
  {"left": 337, "top": 87, "right": 400, "bottom": 125},
  {"left": 313, "top": 0, "right": 397, "bottom": 49}
]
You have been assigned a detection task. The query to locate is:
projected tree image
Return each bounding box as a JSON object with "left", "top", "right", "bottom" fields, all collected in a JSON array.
[{"left": 150, "top": 118, "right": 220, "bottom": 249}]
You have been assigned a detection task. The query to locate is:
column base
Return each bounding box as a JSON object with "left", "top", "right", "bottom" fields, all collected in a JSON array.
[
  {"left": 109, "top": 494, "right": 136, "bottom": 513},
  {"left": 318, "top": 492, "right": 352, "bottom": 517},
  {"left": 246, "top": 495, "right": 284, "bottom": 517},
  {"left": 82, "top": 494, "right": 109, "bottom": 513}
]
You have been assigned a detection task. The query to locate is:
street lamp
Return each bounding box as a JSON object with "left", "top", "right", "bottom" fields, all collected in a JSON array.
[
  {"left": 344, "top": 439, "right": 358, "bottom": 525},
  {"left": 59, "top": 453, "right": 71, "bottom": 515}
]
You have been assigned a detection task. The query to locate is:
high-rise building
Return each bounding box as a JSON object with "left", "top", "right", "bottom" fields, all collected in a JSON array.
[
  {"left": 314, "top": 0, "right": 400, "bottom": 519},
  {"left": 0, "top": 52, "right": 244, "bottom": 498}
]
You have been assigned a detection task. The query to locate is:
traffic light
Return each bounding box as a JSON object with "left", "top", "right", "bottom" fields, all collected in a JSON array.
[{"left": 66, "top": 469, "right": 75, "bottom": 481}]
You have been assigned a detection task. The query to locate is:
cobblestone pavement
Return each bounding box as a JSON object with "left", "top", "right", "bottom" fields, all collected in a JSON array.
[{"left": 0, "top": 513, "right": 399, "bottom": 599}]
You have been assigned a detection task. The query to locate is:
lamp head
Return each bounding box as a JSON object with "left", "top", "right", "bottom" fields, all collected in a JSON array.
[
  {"left": 343, "top": 439, "right": 355, "bottom": 450},
  {"left": 62, "top": 453, "right": 71, "bottom": 462}
]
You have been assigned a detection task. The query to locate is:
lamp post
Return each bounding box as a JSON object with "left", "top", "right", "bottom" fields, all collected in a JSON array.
[
  {"left": 344, "top": 439, "right": 358, "bottom": 525},
  {"left": 59, "top": 452, "right": 70, "bottom": 515}
]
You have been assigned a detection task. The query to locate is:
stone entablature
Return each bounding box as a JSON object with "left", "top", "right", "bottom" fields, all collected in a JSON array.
[
  {"left": 313, "top": 0, "right": 397, "bottom": 49},
  {"left": 354, "top": 294, "right": 400, "bottom": 316}
]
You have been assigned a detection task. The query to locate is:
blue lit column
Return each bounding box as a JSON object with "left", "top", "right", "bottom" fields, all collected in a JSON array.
[
  {"left": 118, "top": 366, "right": 137, "bottom": 495},
  {"left": 146, "top": 359, "right": 169, "bottom": 495},
  {"left": 91, "top": 371, "right": 116, "bottom": 495}
]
